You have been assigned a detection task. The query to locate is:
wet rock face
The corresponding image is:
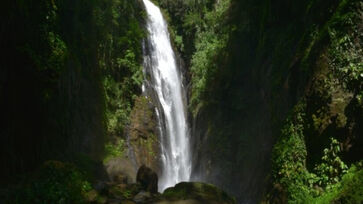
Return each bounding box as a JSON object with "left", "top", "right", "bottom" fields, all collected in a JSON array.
[
  {"left": 136, "top": 165, "right": 158, "bottom": 194},
  {"left": 129, "top": 96, "right": 161, "bottom": 173}
]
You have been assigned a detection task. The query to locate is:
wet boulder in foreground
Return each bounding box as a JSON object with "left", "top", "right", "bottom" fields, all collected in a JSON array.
[
  {"left": 156, "top": 182, "right": 236, "bottom": 204},
  {"left": 136, "top": 165, "right": 158, "bottom": 194}
]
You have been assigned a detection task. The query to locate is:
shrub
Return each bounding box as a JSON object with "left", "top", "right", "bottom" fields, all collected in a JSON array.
[
  {"left": 9, "top": 161, "right": 92, "bottom": 204},
  {"left": 314, "top": 138, "right": 348, "bottom": 187}
]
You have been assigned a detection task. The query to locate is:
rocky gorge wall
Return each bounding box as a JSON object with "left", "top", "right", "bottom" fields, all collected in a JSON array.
[
  {"left": 155, "top": 0, "right": 362, "bottom": 203},
  {"left": 0, "top": 0, "right": 146, "bottom": 185}
]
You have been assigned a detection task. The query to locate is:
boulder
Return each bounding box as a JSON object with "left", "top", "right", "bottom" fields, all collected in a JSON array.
[
  {"left": 105, "top": 157, "right": 137, "bottom": 184},
  {"left": 157, "top": 182, "right": 236, "bottom": 204},
  {"left": 136, "top": 165, "right": 158, "bottom": 193}
]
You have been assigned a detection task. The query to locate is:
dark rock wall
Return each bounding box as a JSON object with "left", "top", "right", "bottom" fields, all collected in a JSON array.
[
  {"left": 0, "top": 0, "right": 146, "bottom": 185},
  {"left": 186, "top": 0, "right": 361, "bottom": 203},
  {"left": 0, "top": 0, "right": 106, "bottom": 184}
]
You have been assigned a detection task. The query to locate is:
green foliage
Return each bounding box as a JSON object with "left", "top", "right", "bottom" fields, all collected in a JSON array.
[
  {"left": 174, "top": 34, "right": 184, "bottom": 52},
  {"left": 272, "top": 103, "right": 307, "bottom": 178},
  {"left": 189, "top": 0, "right": 231, "bottom": 113},
  {"left": 271, "top": 103, "right": 316, "bottom": 202},
  {"left": 99, "top": 0, "right": 145, "bottom": 146},
  {"left": 314, "top": 138, "right": 348, "bottom": 187},
  {"left": 155, "top": 0, "right": 232, "bottom": 113},
  {"left": 327, "top": 1, "right": 362, "bottom": 97},
  {"left": 8, "top": 161, "right": 92, "bottom": 204},
  {"left": 267, "top": 1, "right": 362, "bottom": 203},
  {"left": 190, "top": 30, "right": 227, "bottom": 110},
  {"left": 331, "top": 163, "right": 363, "bottom": 203},
  {"left": 103, "top": 139, "right": 125, "bottom": 163},
  {"left": 93, "top": 0, "right": 145, "bottom": 165},
  {"left": 103, "top": 76, "right": 132, "bottom": 136},
  {"left": 271, "top": 101, "right": 362, "bottom": 203},
  {"left": 121, "top": 189, "right": 133, "bottom": 199},
  {"left": 47, "top": 31, "right": 68, "bottom": 72},
  {"left": 309, "top": 163, "right": 363, "bottom": 204}
]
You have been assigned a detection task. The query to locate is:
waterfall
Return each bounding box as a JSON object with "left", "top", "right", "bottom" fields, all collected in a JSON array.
[{"left": 142, "top": 0, "right": 191, "bottom": 191}]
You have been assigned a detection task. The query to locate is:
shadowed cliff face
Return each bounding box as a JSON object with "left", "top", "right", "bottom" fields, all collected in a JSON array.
[
  {"left": 0, "top": 0, "right": 145, "bottom": 185},
  {"left": 0, "top": 0, "right": 106, "bottom": 183},
  {"left": 155, "top": 0, "right": 362, "bottom": 203},
  {"left": 190, "top": 0, "right": 310, "bottom": 200}
]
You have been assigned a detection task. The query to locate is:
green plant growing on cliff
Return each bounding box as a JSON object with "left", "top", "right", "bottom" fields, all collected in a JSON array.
[
  {"left": 100, "top": 2, "right": 145, "bottom": 155},
  {"left": 189, "top": 0, "right": 231, "bottom": 113},
  {"left": 314, "top": 138, "right": 348, "bottom": 188},
  {"left": 271, "top": 102, "right": 316, "bottom": 202},
  {"left": 271, "top": 101, "right": 361, "bottom": 203},
  {"left": 146, "top": 133, "right": 157, "bottom": 157},
  {"left": 104, "top": 139, "right": 125, "bottom": 163},
  {"left": 104, "top": 76, "right": 133, "bottom": 136},
  {"left": 309, "top": 162, "right": 363, "bottom": 204},
  {"left": 94, "top": 0, "right": 145, "bottom": 143},
  {"left": 327, "top": 1, "right": 363, "bottom": 99}
]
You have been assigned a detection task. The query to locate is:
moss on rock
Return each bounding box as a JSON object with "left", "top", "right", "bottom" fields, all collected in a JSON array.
[
  {"left": 129, "top": 96, "right": 161, "bottom": 172},
  {"left": 159, "top": 182, "right": 236, "bottom": 204}
]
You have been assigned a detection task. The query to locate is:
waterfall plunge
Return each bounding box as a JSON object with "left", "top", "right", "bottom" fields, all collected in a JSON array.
[{"left": 142, "top": 0, "right": 191, "bottom": 192}]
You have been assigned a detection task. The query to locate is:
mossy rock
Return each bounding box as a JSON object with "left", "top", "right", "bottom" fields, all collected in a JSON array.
[
  {"left": 158, "top": 182, "right": 236, "bottom": 204},
  {"left": 129, "top": 96, "right": 160, "bottom": 171}
]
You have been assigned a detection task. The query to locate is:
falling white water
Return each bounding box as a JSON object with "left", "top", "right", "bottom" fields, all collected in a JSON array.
[{"left": 142, "top": 0, "right": 191, "bottom": 191}]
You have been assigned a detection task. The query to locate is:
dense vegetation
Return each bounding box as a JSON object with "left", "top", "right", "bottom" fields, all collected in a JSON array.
[{"left": 268, "top": 2, "right": 363, "bottom": 202}]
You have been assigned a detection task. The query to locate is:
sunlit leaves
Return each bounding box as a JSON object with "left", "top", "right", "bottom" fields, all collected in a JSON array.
[
  {"left": 189, "top": 0, "right": 231, "bottom": 113},
  {"left": 104, "top": 139, "right": 125, "bottom": 163},
  {"left": 327, "top": 2, "right": 363, "bottom": 94}
]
